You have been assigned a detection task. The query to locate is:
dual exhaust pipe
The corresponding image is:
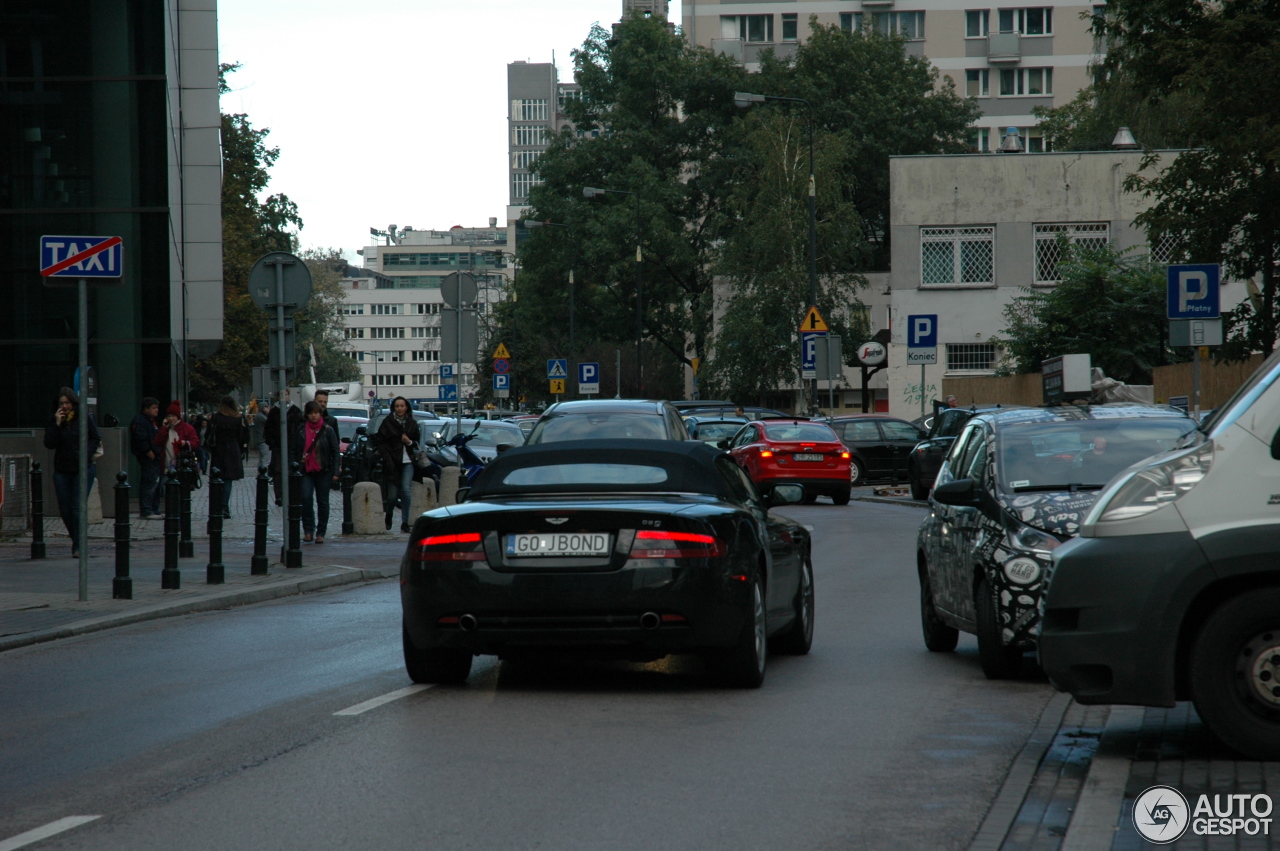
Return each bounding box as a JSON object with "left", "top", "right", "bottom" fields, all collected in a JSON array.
[{"left": 454, "top": 612, "right": 663, "bottom": 631}]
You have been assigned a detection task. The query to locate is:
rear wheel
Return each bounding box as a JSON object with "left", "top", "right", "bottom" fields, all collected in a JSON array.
[
  {"left": 719, "top": 574, "right": 767, "bottom": 688},
  {"left": 774, "top": 555, "right": 814, "bottom": 655},
  {"left": 403, "top": 621, "right": 472, "bottom": 684},
  {"left": 1189, "top": 589, "right": 1280, "bottom": 760},
  {"left": 975, "top": 578, "right": 1023, "bottom": 679},
  {"left": 910, "top": 469, "right": 929, "bottom": 501},
  {"left": 832, "top": 487, "right": 851, "bottom": 506},
  {"left": 919, "top": 564, "right": 958, "bottom": 652},
  {"left": 849, "top": 458, "right": 865, "bottom": 487}
]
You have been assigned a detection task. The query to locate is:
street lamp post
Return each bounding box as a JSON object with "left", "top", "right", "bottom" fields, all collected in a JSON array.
[
  {"left": 522, "top": 219, "right": 577, "bottom": 397},
  {"left": 734, "top": 91, "right": 818, "bottom": 412},
  {"left": 583, "top": 186, "right": 643, "bottom": 397}
]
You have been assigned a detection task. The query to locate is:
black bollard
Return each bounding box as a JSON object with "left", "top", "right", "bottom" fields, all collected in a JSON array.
[
  {"left": 341, "top": 453, "right": 354, "bottom": 536},
  {"left": 178, "top": 452, "right": 195, "bottom": 558},
  {"left": 162, "top": 470, "right": 181, "bottom": 589},
  {"left": 285, "top": 461, "right": 303, "bottom": 568},
  {"left": 207, "top": 467, "right": 224, "bottom": 584},
  {"left": 113, "top": 472, "right": 133, "bottom": 599},
  {"left": 30, "top": 461, "right": 45, "bottom": 560},
  {"left": 251, "top": 464, "right": 269, "bottom": 575}
]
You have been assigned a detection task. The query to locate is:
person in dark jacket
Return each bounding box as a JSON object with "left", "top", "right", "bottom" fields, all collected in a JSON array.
[
  {"left": 129, "top": 397, "right": 163, "bottom": 519},
  {"left": 208, "top": 395, "right": 249, "bottom": 519},
  {"left": 374, "top": 396, "right": 420, "bottom": 533},
  {"left": 43, "top": 386, "right": 101, "bottom": 557},
  {"left": 291, "top": 401, "right": 340, "bottom": 543},
  {"left": 265, "top": 394, "right": 302, "bottom": 505}
]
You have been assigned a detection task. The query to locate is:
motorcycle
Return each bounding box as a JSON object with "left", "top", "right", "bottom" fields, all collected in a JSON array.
[{"left": 429, "top": 423, "right": 488, "bottom": 486}]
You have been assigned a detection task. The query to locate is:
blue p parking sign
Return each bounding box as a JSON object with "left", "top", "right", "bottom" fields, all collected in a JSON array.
[
  {"left": 578, "top": 362, "right": 600, "bottom": 395},
  {"left": 1167, "top": 264, "right": 1220, "bottom": 319}
]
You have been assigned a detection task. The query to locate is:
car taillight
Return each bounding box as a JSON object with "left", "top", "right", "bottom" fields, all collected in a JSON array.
[
  {"left": 759, "top": 450, "right": 774, "bottom": 458},
  {"left": 412, "top": 531, "right": 486, "bottom": 561},
  {"left": 629, "top": 530, "right": 726, "bottom": 559},
  {"left": 840, "top": 451, "right": 850, "bottom": 459}
]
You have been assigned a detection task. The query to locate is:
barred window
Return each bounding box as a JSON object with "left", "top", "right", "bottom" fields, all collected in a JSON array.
[
  {"left": 921, "top": 226, "right": 994, "bottom": 286},
  {"left": 1149, "top": 233, "right": 1185, "bottom": 265},
  {"left": 947, "top": 343, "right": 998, "bottom": 372},
  {"left": 1034, "top": 223, "right": 1109, "bottom": 284}
]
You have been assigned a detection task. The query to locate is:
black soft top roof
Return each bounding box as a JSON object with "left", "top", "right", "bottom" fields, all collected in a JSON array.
[{"left": 467, "top": 439, "right": 731, "bottom": 499}]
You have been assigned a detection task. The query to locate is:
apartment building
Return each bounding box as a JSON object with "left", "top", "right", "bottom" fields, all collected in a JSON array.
[
  {"left": 348, "top": 225, "right": 512, "bottom": 407},
  {"left": 682, "top": 0, "right": 1103, "bottom": 151},
  {"left": 506, "top": 62, "right": 581, "bottom": 222}
]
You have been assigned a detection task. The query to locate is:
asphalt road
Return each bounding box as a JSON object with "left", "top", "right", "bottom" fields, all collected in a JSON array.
[{"left": 0, "top": 501, "right": 1055, "bottom": 850}]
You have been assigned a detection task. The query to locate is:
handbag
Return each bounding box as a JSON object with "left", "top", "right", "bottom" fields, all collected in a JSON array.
[{"left": 412, "top": 443, "right": 434, "bottom": 470}]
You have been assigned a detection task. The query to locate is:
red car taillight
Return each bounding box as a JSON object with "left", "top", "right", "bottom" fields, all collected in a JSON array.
[
  {"left": 629, "top": 530, "right": 726, "bottom": 559},
  {"left": 411, "top": 531, "right": 486, "bottom": 562},
  {"left": 759, "top": 449, "right": 774, "bottom": 458}
]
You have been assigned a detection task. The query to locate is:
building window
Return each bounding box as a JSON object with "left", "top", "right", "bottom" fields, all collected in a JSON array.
[
  {"left": 966, "top": 10, "right": 989, "bottom": 37},
  {"left": 997, "top": 7, "right": 1052, "bottom": 34},
  {"left": 920, "top": 226, "right": 995, "bottom": 287},
  {"left": 968, "top": 127, "right": 991, "bottom": 152},
  {"left": 411, "top": 350, "right": 440, "bottom": 362},
  {"left": 370, "top": 327, "right": 405, "bottom": 339},
  {"left": 781, "top": 13, "right": 798, "bottom": 41},
  {"left": 341, "top": 304, "right": 365, "bottom": 316},
  {"left": 513, "top": 125, "right": 548, "bottom": 147},
  {"left": 415, "top": 303, "right": 441, "bottom": 315},
  {"left": 1034, "top": 223, "right": 1110, "bottom": 284},
  {"left": 370, "top": 304, "right": 402, "bottom": 315},
  {"left": 515, "top": 99, "right": 548, "bottom": 121},
  {"left": 513, "top": 172, "right": 541, "bottom": 200},
  {"left": 513, "top": 150, "right": 541, "bottom": 170},
  {"left": 947, "top": 343, "right": 998, "bottom": 372},
  {"left": 871, "top": 11, "right": 924, "bottom": 39},
  {"left": 348, "top": 351, "right": 366, "bottom": 362},
  {"left": 966, "top": 69, "right": 990, "bottom": 98},
  {"left": 738, "top": 14, "right": 773, "bottom": 42},
  {"left": 839, "top": 12, "right": 863, "bottom": 32},
  {"left": 1149, "top": 233, "right": 1184, "bottom": 265},
  {"left": 343, "top": 328, "right": 365, "bottom": 340},
  {"left": 999, "top": 67, "right": 1053, "bottom": 96},
  {"left": 372, "top": 350, "right": 405, "bottom": 363}
]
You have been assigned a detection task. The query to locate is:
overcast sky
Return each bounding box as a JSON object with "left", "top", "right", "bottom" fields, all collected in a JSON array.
[{"left": 217, "top": 1, "right": 683, "bottom": 260}]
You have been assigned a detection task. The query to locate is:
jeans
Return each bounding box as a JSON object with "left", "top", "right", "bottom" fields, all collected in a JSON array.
[
  {"left": 53, "top": 467, "right": 96, "bottom": 550},
  {"left": 300, "top": 470, "right": 331, "bottom": 537},
  {"left": 220, "top": 478, "right": 234, "bottom": 516},
  {"left": 138, "top": 456, "right": 162, "bottom": 515},
  {"left": 387, "top": 461, "right": 413, "bottom": 526}
]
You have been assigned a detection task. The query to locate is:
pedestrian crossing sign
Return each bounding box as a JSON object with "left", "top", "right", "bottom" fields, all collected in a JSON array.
[
  {"left": 493, "top": 343, "right": 511, "bottom": 359},
  {"left": 547, "top": 359, "right": 568, "bottom": 379}
]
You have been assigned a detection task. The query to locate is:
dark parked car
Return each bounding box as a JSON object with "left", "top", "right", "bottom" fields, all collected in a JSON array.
[
  {"left": 399, "top": 440, "right": 814, "bottom": 688},
  {"left": 916, "top": 404, "right": 1197, "bottom": 679},
  {"left": 907, "top": 404, "right": 1023, "bottom": 500},
  {"left": 526, "top": 399, "right": 690, "bottom": 443},
  {"left": 827, "top": 415, "right": 926, "bottom": 486},
  {"left": 685, "top": 416, "right": 748, "bottom": 445},
  {"left": 681, "top": 405, "right": 789, "bottom": 421}
]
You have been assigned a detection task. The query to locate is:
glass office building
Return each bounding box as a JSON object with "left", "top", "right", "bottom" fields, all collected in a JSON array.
[{"left": 0, "top": 0, "right": 223, "bottom": 428}]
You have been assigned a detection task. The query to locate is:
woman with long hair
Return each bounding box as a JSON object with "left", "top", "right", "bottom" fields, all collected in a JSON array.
[
  {"left": 42, "top": 386, "right": 101, "bottom": 557},
  {"left": 208, "top": 395, "right": 249, "bottom": 519},
  {"left": 374, "top": 396, "right": 420, "bottom": 533},
  {"left": 291, "top": 400, "right": 340, "bottom": 543}
]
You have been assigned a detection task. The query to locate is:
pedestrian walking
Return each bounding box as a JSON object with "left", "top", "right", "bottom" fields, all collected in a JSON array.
[
  {"left": 207, "top": 396, "right": 249, "bottom": 519},
  {"left": 42, "top": 387, "right": 101, "bottom": 557},
  {"left": 153, "top": 400, "right": 200, "bottom": 472},
  {"left": 291, "top": 401, "right": 340, "bottom": 544},
  {"left": 250, "top": 402, "right": 270, "bottom": 464},
  {"left": 129, "top": 396, "right": 163, "bottom": 518},
  {"left": 374, "top": 396, "right": 420, "bottom": 533},
  {"left": 264, "top": 394, "right": 301, "bottom": 505}
]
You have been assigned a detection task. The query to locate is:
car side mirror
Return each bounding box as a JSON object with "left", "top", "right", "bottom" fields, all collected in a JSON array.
[
  {"left": 766, "top": 483, "right": 804, "bottom": 506},
  {"left": 717, "top": 439, "right": 730, "bottom": 450},
  {"left": 355, "top": 426, "right": 367, "bottom": 436},
  {"left": 495, "top": 443, "right": 514, "bottom": 454},
  {"left": 455, "top": 487, "right": 470, "bottom": 503},
  {"left": 931, "top": 478, "right": 980, "bottom": 507}
]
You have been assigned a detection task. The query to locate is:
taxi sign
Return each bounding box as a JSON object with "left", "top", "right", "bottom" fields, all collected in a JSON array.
[
  {"left": 800, "top": 306, "right": 828, "bottom": 333},
  {"left": 493, "top": 342, "right": 511, "bottom": 359},
  {"left": 40, "top": 235, "right": 124, "bottom": 281}
]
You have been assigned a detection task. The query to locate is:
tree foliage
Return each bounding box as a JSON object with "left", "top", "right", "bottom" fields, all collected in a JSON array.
[
  {"left": 998, "top": 243, "right": 1186, "bottom": 384},
  {"left": 1038, "top": 0, "right": 1280, "bottom": 358}
]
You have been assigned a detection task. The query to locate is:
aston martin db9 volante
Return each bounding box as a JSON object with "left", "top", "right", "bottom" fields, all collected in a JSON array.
[{"left": 399, "top": 440, "right": 814, "bottom": 688}]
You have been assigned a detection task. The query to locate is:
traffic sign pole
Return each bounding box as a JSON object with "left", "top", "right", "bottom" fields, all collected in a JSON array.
[
  {"left": 78, "top": 277, "right": 88, "bottom": 599},
  {"left": 270, "top": 257, "right": 292, "bottom": 542}
]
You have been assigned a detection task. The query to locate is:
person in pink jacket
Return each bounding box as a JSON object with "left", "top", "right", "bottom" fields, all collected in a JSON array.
[{"left": 152, "top": 400, "right": 201, "bottom": 472}]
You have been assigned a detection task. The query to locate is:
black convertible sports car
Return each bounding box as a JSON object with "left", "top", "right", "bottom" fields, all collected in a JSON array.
[{"left": 399, "top": 440, "right": 814, "bottom": 688}]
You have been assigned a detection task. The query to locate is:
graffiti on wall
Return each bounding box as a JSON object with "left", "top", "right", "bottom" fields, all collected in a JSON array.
[{"left": 902, "top": 381, "right": 939, "bottom": 407}]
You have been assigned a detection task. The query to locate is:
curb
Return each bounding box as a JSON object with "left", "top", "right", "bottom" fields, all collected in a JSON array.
[
  {"left": 851, "top": 494, "right": 931, "bottom": 509},
  {"left": 0, "top": 565, "right": 398, "bottom": 654}
]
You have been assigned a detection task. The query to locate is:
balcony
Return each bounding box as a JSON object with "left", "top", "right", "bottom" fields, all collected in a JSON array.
[
  {"left": 711, "top": 37, "right": 743, "bottom": 63},
  {"left": 987, "top": 31, "right": 1021, "bottom": 63}
]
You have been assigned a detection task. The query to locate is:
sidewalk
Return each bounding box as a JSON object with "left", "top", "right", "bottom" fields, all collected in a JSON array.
[{"left": 0, "top": 469, "right": 412, "bottom": 653}]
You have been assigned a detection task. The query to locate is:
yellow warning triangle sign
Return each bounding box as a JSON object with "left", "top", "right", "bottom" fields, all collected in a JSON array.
[
  {"left": 493, "top": 343, "right": 511, "bottom": 359},
  {"left": 800, "top": 306, "right": 829, "bottom": 333}
]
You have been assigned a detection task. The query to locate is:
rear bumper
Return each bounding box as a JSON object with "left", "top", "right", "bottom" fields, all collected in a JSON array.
[
  {"left": 754, "top": 474, "right": 850, "bottom": 496},
  {"left": 1038, "top": 531, "right": 1213, "bottom": 706},
  {"left": 401, "top": 559, "right": 751, "bottom": 657}
]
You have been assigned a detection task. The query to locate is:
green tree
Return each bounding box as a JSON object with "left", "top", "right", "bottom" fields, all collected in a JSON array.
[
  {"left": 295, "top": 248, "right": 361, "bottom": 384},
  {"left": 1090, "top": 0, "right": 1280, "bottom": 357},
  {"left": 190, "top": 63, "right": 304, "bottom": 403},
  {"left": 997, "top": 243, "right": 1186, "bottom": 384}
]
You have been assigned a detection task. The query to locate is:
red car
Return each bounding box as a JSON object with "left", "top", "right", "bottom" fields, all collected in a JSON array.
[{"left": 726, "top": 419, "right": 852, "bottom": 505}]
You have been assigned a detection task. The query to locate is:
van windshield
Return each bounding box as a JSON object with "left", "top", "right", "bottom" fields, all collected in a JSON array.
[
  {"left": 997, "top": 418, "right": 1198, "bottom": 492},
  {"left": 1205, "top": 348, "right": 1280, "bottom": 438}
]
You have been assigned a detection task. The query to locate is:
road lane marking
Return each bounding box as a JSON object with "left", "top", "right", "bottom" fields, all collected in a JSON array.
[
  {"left": 803, "top": 525, "right": 815, "bottom": 531},
  {"left": 334, "top": 684, "right": 434, "bottom": 716},
  {"left": 0, "top": 816, "right": 101, "bottom": 851}
]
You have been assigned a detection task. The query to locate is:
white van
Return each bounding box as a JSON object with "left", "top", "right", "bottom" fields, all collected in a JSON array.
[{"left": 1039, "top": 348, "right": 1280, "bottom": 759}]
